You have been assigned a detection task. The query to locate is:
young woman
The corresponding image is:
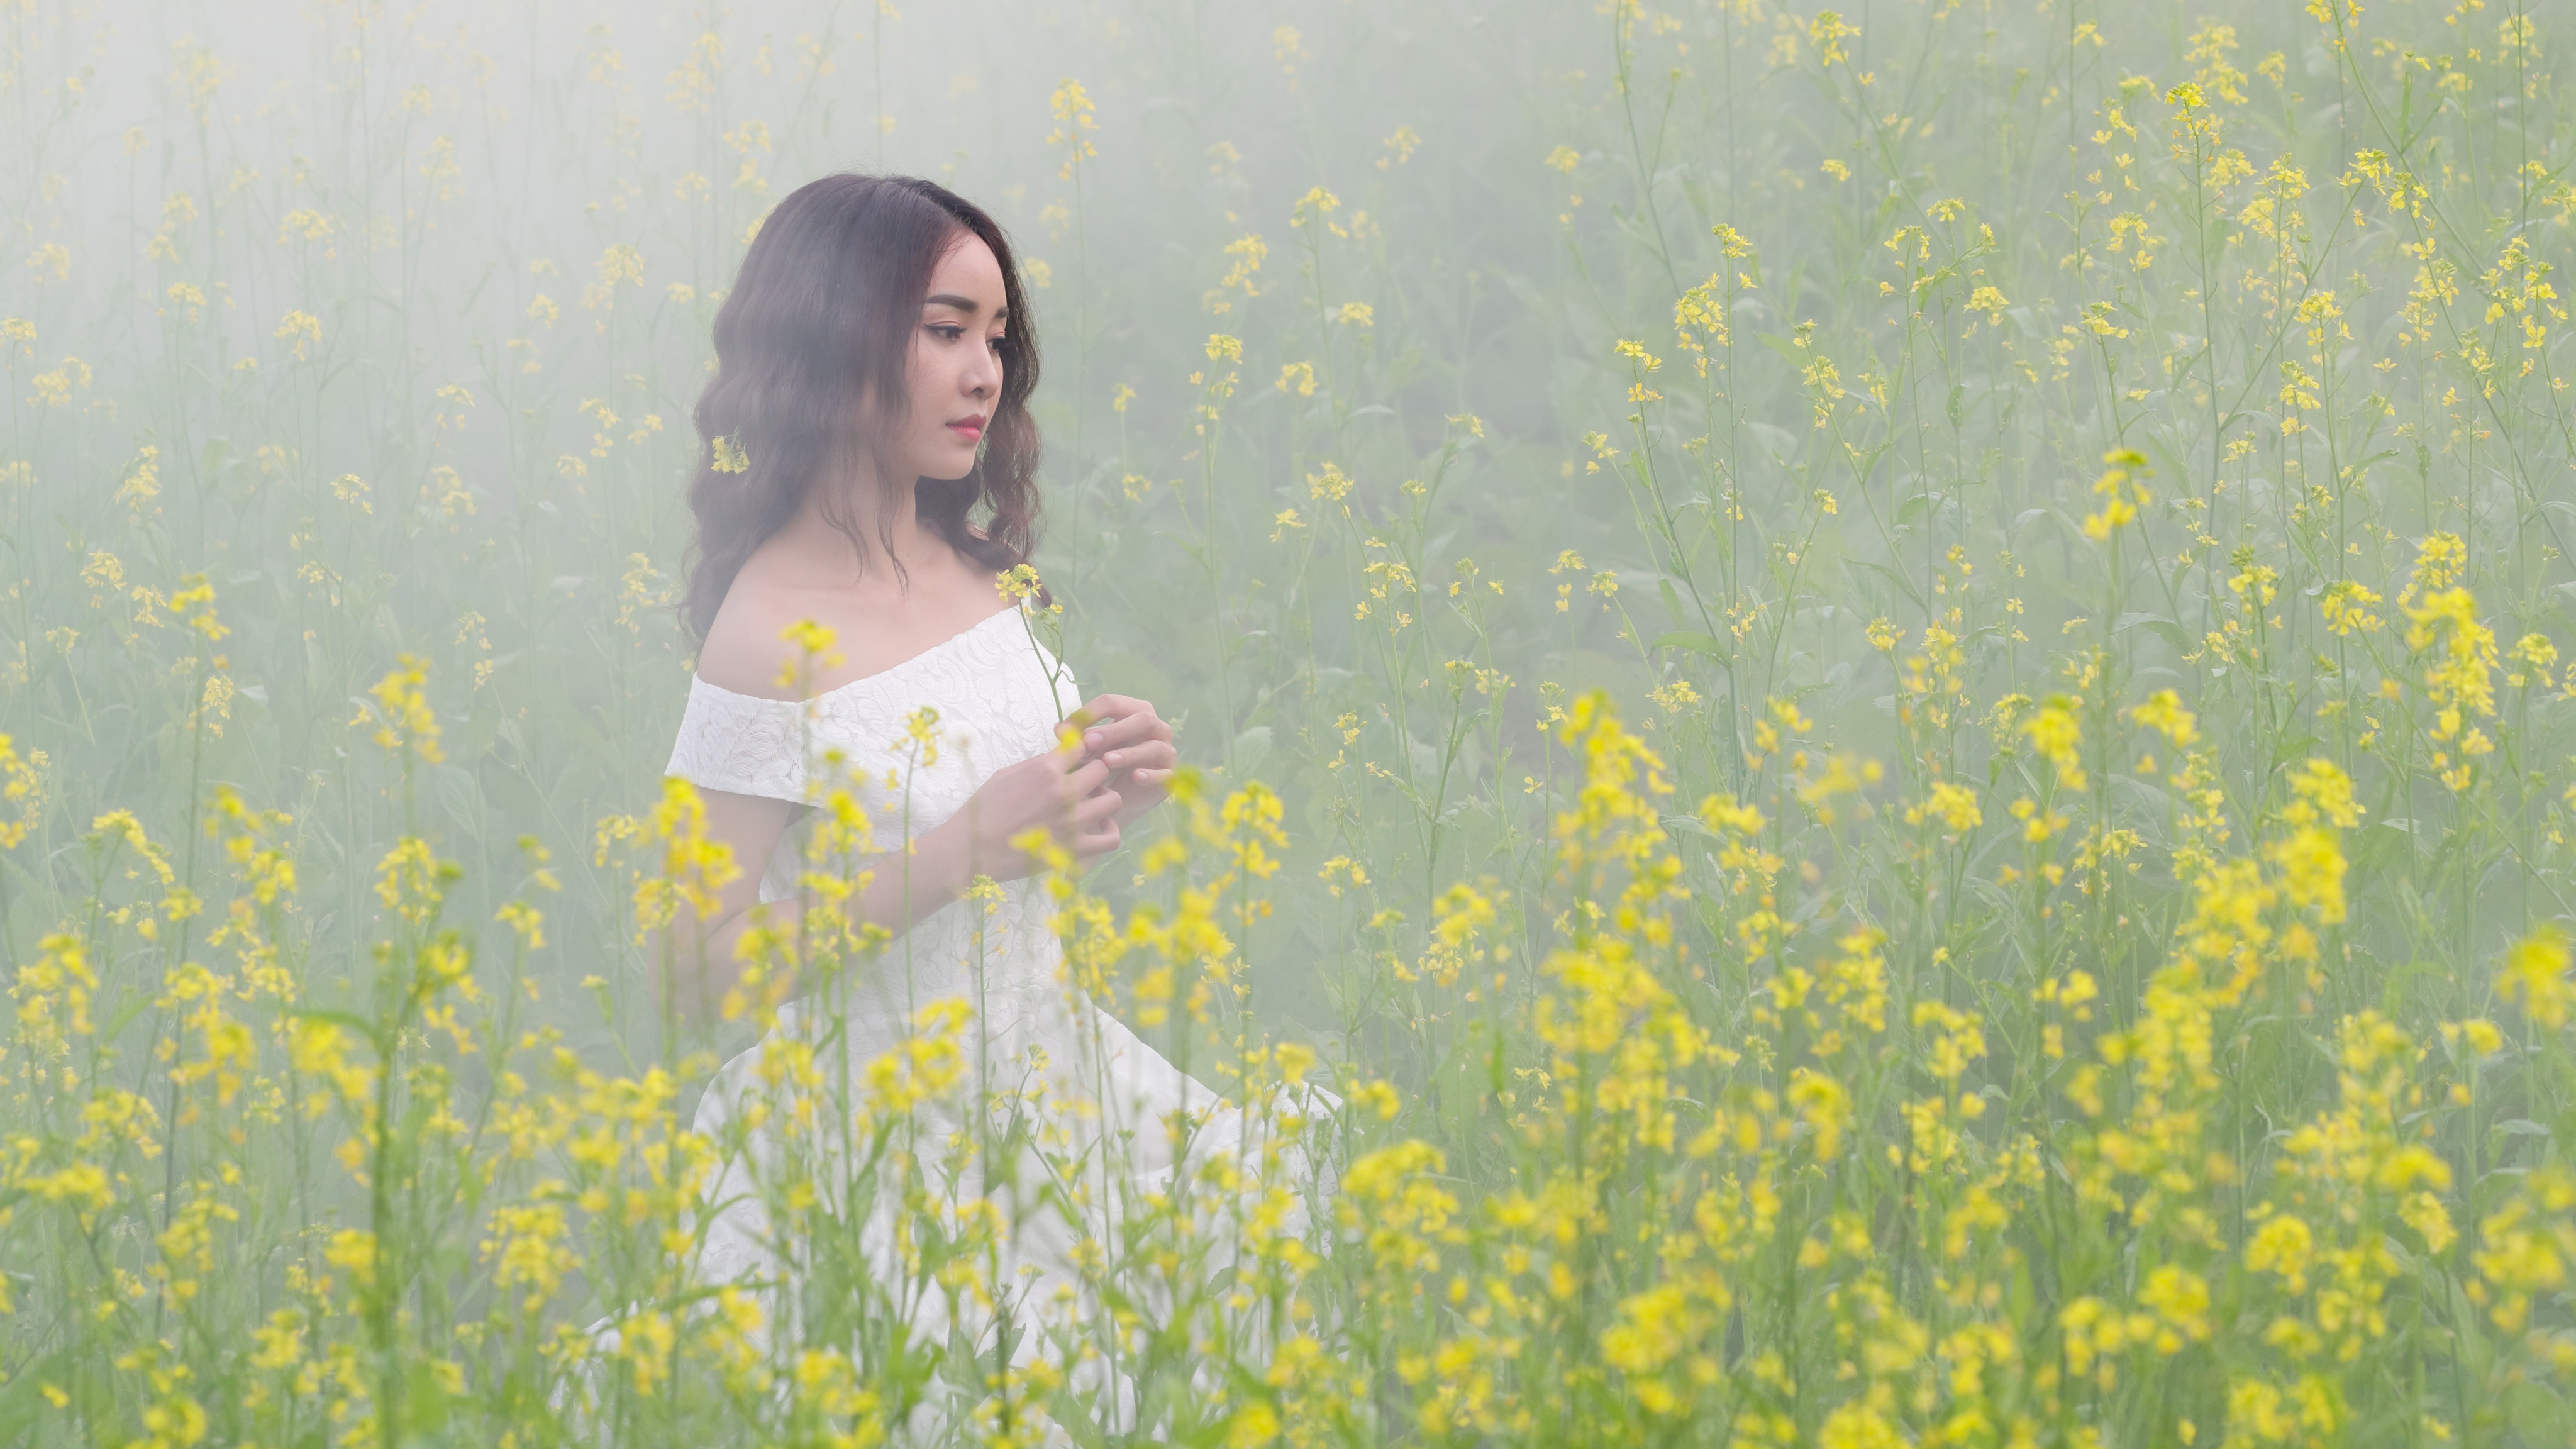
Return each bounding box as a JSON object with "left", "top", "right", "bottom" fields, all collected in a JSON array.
[
  {"left": 670, "top": 175, "right": 1161, "bottom": 1003},
  {"left": 655, "top": 173, "right": 1326, "bottom": 1424}
]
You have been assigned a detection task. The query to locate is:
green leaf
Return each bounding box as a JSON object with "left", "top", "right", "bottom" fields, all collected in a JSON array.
[
  {"left": 103, "top": 987, "right": 155, "bottom": 1040},
  {"left": 2112, "top": 611, "right": 2189, "bottom": 653},
  {"left": 2268, "top": 733, "right": 2323, "bottom": 769},
  {"left": 0, "top": 1350, "right": 67, "bottom": 1443},
  {"left": 1653, "top": 630, "right": 1728, "bottom": 657},
  {"left": 291, "top": 1006, "right": 387, "bottom": 1050},
  {"left": 1231, "top": 724, "right": 1273, "bottom": 779},
  {"left": 1847, "top": 557, "right": 1923, "bottom": 610},
  {"left": 1747, "top": 421, "right": 1801, "bottom": 460}
]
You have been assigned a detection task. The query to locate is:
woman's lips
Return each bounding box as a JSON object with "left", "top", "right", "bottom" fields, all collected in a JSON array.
[{"left": 947, "top": 419, "right": 984, "bottom": 441}]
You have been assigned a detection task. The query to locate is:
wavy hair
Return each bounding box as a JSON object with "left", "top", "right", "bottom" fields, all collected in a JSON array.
[{"left": 680, "top": 173, "right": 1043, "bottom": 641}]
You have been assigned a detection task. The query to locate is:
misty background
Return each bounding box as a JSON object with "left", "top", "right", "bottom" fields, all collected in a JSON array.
[{"left": 3, "top": 1, "right": 2520, "bottom": 1063}]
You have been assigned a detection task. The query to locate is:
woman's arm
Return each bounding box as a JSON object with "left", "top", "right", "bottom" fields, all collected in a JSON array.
[
  {"left": 648, "top": 787, "right": 970, "bottom": 1027},
  {"left": 653, "top": 748, "right": 1124, "bottom": 1027}
]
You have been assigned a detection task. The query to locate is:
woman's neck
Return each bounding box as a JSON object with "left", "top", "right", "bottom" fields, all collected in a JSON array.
[{"left": 770, "top": 469, "right": 943, "bottom": 584}]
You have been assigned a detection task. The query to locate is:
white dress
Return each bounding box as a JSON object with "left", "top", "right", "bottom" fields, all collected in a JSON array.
[{"left": 659, "top": 605, "right": 1328, "bottom": 1433}]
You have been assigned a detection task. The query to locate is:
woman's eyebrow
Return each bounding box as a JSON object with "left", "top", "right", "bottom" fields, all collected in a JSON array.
[{"left": 923, "top": 293, "right": 1006, "bottom": 322}]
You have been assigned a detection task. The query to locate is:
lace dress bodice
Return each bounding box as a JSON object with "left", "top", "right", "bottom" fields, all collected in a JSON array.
[
  {"left": 664, "top": 606, "right": 1084, "bottom": 1047},
  {"left": 667, "top": 604, "right": 1076, "bottom": 899}
]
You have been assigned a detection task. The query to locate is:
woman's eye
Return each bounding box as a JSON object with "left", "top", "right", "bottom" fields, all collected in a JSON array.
[{"left": 929, "top": 324, "right": 965, "bottom": 341}]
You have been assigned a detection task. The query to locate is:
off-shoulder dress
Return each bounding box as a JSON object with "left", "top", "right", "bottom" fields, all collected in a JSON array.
[{"left": 660, "top": 604, "right": 1326, "bottom": 1411}]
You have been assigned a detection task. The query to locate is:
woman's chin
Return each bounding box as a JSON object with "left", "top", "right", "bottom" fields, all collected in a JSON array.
[{"left": 919, "top": 453, "right": 979, "bottom": 483}]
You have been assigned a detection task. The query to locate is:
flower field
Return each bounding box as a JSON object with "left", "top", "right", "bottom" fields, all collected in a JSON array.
[{"left": 6, "top": 0, "right": 2576, "bottom": 1443}]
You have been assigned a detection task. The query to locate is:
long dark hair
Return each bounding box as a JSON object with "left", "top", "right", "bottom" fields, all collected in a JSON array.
[{"left": 681, "top": 173, "right": 1043, "bottom": 642}]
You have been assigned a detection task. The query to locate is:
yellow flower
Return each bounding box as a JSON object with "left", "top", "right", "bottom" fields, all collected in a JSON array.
[
  {"left": 1905, "top": 780, "right": 1982, "bottom": 834},
  {"left": 2499, "top": 924, "right": 2573, "bottom": 1030},
  {"left": 2082, "top": 448, "right": 2151, "bottom": 541},
  {"left": 2023, "top": 702, "right": 2085, "bottom": 791},
  {"left": 2131, "top": 688, "right": 2199, "bottom": 747},
  {"left": 272, "top": 307, "right": 321, "bottom": 359}
]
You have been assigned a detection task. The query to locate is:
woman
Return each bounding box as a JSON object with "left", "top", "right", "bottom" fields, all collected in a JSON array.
[{"left": 653, "top": 174, "right": 1326, "bottom": 1434}]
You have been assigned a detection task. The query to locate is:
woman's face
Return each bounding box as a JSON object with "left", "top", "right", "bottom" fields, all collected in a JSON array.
[{"left": 892, "top": 231, "right": 1009, "bottom": 484}]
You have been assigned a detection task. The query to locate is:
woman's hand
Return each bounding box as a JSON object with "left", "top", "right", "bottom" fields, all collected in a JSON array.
[
  {"left": 1063, "top": 694, "right": 1177, "bottom": 831},
  {"left": 952, "top": 746, "right": 1123, "bottom": 880}
]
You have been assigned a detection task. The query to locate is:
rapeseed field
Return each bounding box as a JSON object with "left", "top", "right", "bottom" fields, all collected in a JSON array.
[{"left": 4, "top": 1, "right": 2575, "bottom": 1444}]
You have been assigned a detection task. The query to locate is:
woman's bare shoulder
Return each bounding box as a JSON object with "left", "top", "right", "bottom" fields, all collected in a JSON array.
[{"left": 694, "top": 559, "right": 810, "bottom": 701}]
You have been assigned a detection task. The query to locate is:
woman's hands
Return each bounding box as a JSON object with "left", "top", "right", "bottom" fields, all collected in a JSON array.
[
  {"left": 953, "top": 746, "right": 1124, "bottom": 880},
  {"left": 1063, "top": 694, "right": 1176, "bottom": 831},
  {"left": 943, "top": 694, "right": 1176, "bottom": 886}
]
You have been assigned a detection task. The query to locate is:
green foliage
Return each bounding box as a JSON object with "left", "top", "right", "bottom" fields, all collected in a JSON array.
[{"left": 6, "top": 1, "right": 2576, "bottom": 1445}]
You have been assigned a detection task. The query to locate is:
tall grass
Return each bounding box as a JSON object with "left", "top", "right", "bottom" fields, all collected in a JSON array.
[{"left": 5, "top": 0, "right": 2576, "bottom": 1443}]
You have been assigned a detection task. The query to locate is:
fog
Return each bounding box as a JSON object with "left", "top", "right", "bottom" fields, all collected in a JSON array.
[{"left": 9, "top": 3, "right": 2575, "bottom": 1441}]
